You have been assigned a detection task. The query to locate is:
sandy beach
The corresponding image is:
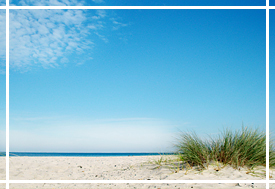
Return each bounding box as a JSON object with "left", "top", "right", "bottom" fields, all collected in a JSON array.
[
  {"left": 9, "top": 183, "right": 266, "bottom": 189},
  {"left": 270, "top": 168, "right": 275, "bottom": 179},
  {"left": 9, "top": 155, "right": 265, "bottom": 180},
  {"left": 0, "top": 157, "right": 5, "bottom": 180}
]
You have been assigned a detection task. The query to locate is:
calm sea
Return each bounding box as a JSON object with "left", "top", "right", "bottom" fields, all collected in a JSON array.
[{"left": 5, "top": 152, "right": 173, "bottom": 157}]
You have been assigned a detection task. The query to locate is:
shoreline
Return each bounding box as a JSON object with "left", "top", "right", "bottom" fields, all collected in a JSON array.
[
  {"left": 8, "top": 152, "right": 173, "bottom": 157},
  {"left": 8, "top": 155, "right": 165, "bottom": 158},
  {"left": 6, "top": 155, "right": 266, "bottom": 180}
]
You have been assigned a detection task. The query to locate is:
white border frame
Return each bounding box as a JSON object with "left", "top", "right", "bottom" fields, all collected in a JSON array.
[{"left": 2, "top": 0, "right": 272, "bottom": 189}]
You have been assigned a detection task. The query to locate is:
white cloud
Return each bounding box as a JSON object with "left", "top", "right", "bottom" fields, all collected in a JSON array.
[
  {"left": 12, "top": 116, "right": 62, "bottom": 121},
  {"left": 92, "top": 0, "right": 104, "bottom": 3},
  {"left": 10, "top": 10, "right": 90, "bottom": 70},
  {"left": 110, "top": 17, "right": 128, "bottom": 30},
  {"left": 11, "top": 0, "right": 85, "bottom": 6},
  {"left": 9, "top": 9, "right": 127, "bottom": 72},
  {"left": 94, "top": 117, "right": 156, "bottom": 122},
  {"left": 96, "top": 10, "right": 106, "bottom": 18},
  {"left": 94, "top": 31, "right": 108, "bottom": 43},
  {"left": 12, "top": 0, "right": 105, "bottom": 5}
]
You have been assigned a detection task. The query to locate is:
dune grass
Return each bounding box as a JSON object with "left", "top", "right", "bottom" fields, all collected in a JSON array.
[
  {"left": 270, "top": 135, "right": 275, "bottom": 168},
  {"left": 175, "top": 127, "right": 268, "bottom": 169}
]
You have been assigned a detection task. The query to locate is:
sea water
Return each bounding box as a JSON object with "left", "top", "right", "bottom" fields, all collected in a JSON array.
[{"left": 6, "top": 152, "right": 173, "bottom": 157}]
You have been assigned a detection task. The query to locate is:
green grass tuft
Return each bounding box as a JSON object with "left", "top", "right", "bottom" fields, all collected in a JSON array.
[
  {"left": 175, "top": 126, "right": 268, "bottom": 169},
  {"left": 270, "top": 134, "right": 275, "bottom": 168},
  {"left": 175, "top": 131, "right": 211, "bottom": 169}
]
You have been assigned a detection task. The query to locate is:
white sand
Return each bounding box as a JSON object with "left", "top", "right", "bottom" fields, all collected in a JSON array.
[
  {"left": 0, "top": 184, "right": 5, "bottom": 189},
  {"left": 9, "top": 155, "right": 266, "bottom": 180},
  {"left": 9, "top": 183, "right": 266, "bottom": 189},
  {"left": 0, "top": 157, "right": 5, "bottom": 180},
  {"left": 270, "top": 168, "right": 275, "bottom": 179}
]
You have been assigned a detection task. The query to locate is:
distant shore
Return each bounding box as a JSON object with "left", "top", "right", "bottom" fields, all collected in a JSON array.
[
  {"left": 7, "top": 155, "right": 265, "bottom": 180},
  {"left": 8, "top": 152, "right": 173, "bottom": 157}
]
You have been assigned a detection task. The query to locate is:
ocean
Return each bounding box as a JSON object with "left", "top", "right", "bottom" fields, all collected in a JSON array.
[{"left": 5, "top": 152, "right": 173, "bottom": 157}]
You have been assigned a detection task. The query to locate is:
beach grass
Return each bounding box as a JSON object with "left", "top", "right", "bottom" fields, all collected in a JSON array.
[
  {"left": 175, "top": 131, "right": 211, "bottom": 169},
  {"left": 175, "top": 127, "right": 268, "bottom": 169},
  {"left": 270, "top": 135, "right": 275, "bottom": 168}
]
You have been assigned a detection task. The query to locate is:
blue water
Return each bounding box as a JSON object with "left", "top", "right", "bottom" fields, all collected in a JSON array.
[{"left": 5, "top": 152, "right": 173, "bottom": 157}]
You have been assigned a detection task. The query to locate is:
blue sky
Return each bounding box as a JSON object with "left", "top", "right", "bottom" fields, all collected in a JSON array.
[
  {"left": 270, "top": 10, "right": 275, "bottom": 135},
  {"left": 6, "top": 9, "right": 266, "bottom": 153},
  {"left": 9, "top": 0, "right": 265, "bottom": 6},
  {"left": 0, "top": 10, "right": 5, "bottom": 152}
]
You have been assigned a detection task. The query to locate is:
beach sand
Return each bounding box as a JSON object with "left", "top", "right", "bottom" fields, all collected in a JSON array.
[
  {"left": 0, "top": 157, "right": 5, "bottom": 180},
  {"left": 0, "top": 184, "right": 4, "bottom": 189},
  {"left": 270, "top": 168, "right": 275, "bottom": 179},
  {"left": 9, "top": 183, "right": 266, "bottom": 189},
  {"left": 9, "top": 155, "right": 265, "bottom": 180}
]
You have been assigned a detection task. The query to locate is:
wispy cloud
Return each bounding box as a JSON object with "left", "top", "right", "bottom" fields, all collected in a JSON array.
[
  {"left": 10, "top": 9, "right": 91, "bottom": 71},
  {"left": 11, "top": 0, "right": 105, "bottom": 5},
  {"left": 92, "top": 0, "right": 104, "bottom": 3},
  {"left": 9, "top": 9, "right": 128, "bottom": 72},
  {"left": 110, "top": 17, "right": 128, "bottom": 30},
  {"left": 94, "top": 117, "right": 157, "bottom": 122},
  {"left": 11, "top": 0, "right": 85, "bottom": 6},
  {"left": 12, "top": 116, "right": 63, "bottom": 121}
]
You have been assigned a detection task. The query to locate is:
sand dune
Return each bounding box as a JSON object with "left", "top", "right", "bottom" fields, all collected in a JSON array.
[{"left": 9, "top": 155, "right": 265, "bottom": 180}]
